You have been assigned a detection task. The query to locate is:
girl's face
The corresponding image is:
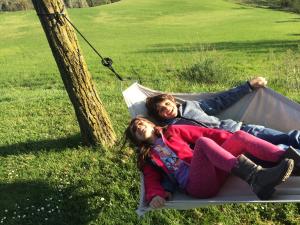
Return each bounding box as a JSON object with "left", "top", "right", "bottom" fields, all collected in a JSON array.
[
  {"left": 156, "top": 99, "right": 178, "bottom": 119},
  {"left": 131, "top": 119, "right": 156, "bottom": 142}
]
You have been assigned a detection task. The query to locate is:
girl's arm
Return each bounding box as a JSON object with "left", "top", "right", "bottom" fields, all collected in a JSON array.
[
  {"left": 198, "top": 82, "right": 252, "bottom": 115},
  {"left": 198, "top": 77, "right": 266, "bottom": 115},
  {"left": 143, "top": 164, "right": 168, "bottom": 203}
]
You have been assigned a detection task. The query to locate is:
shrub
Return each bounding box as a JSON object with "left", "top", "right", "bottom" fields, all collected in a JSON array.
[
  {"left": 176, "top": 58, "right": 234, "bottom": 84},
  {"left": 0, "top": 0, "right": 33, "bottom": 11},
  {"left": 291, "top": 0, "right": 300, "bottom": 13}
]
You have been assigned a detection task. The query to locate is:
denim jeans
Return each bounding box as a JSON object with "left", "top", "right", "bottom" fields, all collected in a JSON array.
[{"left": 241, "top": 124, "right": 300, "bottom": 149}]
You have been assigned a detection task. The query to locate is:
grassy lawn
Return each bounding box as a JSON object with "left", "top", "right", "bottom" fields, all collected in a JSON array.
[{"left": 0, "top": 0, "right": 300, "bottom": 224}]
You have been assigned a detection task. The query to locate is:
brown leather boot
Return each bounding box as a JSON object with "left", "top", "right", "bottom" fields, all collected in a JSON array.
[
  {"left": 232, "top": 154, "right": 294, "bottom": 200},
  {"left": 282, "top": 146, "right": 300, "bottom": 175}
]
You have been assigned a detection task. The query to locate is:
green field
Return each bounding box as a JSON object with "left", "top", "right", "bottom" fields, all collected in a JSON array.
[{"left": 1, "top": 0, "right": 300, "bottom": 224}]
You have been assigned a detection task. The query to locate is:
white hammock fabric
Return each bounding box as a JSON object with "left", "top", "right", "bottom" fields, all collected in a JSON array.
[{"left": 122, "top": 82, "right": 300, "bottom": 216}]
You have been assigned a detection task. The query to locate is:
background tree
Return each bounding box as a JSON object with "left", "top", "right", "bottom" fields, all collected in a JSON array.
[{"left": 0, "top": 0, "right": 120, "bottom": 11}]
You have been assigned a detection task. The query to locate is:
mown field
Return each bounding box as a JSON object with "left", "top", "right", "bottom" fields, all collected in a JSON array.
[{"left": 0, "top": 0, "right": 300, "bottom": 224}]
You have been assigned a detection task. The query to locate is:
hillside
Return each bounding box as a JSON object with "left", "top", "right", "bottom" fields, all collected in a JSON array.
[{"left": 0, "top": 0, "right": 300, "bottom": 224}]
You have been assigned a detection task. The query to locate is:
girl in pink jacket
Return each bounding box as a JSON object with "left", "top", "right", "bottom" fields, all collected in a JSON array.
[{"left": 126, "top": 117, "right": 299, "bottom": 209}]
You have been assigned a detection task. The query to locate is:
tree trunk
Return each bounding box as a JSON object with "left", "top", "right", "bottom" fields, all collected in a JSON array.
[{"left": 32, "top": 0, "right": 116, "bottom": 147}]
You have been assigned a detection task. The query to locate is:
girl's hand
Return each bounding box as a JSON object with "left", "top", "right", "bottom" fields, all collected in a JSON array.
[
  {"left": 149, "top": 196, "right": 166, "bottom": 208},
  {"left": 249, "top": 77, "right": 267, "bottom": 89}
]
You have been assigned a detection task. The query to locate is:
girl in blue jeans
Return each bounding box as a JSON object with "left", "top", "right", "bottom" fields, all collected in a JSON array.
[{"left": 145, "top": 80, "right": 300, "bottom": 166}]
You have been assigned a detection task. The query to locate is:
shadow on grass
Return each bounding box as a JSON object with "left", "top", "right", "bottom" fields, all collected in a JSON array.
[
  {"left": 0, "top": 134, "right": 81, "bottom": 156},
  {"left": 275, "top": 19, "right": 300, "bottom": 23},
  {"left": 0, "top": 180, "right": 101, "bottom": 225},
  {"left": 135, "top": 40, "right": 300, "bottom": 54},
  {"left": 231, "top": 6, "right": 249, "bottom": 10}
]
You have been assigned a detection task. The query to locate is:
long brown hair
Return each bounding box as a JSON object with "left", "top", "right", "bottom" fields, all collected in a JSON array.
[{"left": 125, "top": 117, "right": 161, "bottom": 170}]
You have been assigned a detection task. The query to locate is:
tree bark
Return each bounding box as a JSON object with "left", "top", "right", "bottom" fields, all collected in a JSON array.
[{"left": 32, "top": 0, "right": 116, "bottom": 147}]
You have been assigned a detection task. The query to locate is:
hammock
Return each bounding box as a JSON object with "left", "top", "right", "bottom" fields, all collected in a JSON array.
[{"left": 122, "top": 82, "right": 300, "bottom": 216}]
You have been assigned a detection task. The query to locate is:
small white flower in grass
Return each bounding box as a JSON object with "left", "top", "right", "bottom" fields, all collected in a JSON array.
[
  {"left": 100, "top": 197, "right": 105, "bottom": 201},
  {"left": 4, "top": 209, "right": 8, "bottom": 213},
  {"left": 37, "top": 209, "right": 40, "bottom": 212}
]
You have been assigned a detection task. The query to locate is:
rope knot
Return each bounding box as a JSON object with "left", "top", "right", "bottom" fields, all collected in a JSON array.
[{"left": 101, "top": 57, "right": 113, "bottom": 68}]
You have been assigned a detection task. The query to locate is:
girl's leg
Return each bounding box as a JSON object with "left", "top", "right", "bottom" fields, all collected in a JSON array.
[
  {"left": 243, "top": 124, "right": 300, "bottom": 149},
  {"left": 222, "top": 130, "right": 284, "bottom": 162},
  {"left": 186, "top": 137, "right": 236, "bottom": 198},
  {"left": 186, "top": 136, "right": 293, "bottom": 200}
]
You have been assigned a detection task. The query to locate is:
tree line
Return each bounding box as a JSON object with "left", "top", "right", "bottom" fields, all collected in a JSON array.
[
  {"left": 276, "top": 0, "right": 300, "bottom": 13},
  {"left": 241, "top": 0, "right": 300, "bottom": 13},
  {"left": 0, "top": 0, "right": 120, "bottom": 11}
]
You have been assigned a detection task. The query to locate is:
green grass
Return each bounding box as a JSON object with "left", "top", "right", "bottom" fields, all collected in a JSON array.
[{"left": 0, "top": 0, "right": 300, "bottom": 224}]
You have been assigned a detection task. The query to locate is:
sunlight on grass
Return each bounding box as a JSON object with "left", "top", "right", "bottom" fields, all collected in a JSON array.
[{"left": 0, "top": 0, "right": 300, "bottom": 224}]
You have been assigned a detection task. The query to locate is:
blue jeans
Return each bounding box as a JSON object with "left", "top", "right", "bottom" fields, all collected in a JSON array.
[
  {"left": 241, "top": 124, "right": 300, "bottom": 167},
  {"left": 242, "top": 124, "right": 300, "bottom": 150}
]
